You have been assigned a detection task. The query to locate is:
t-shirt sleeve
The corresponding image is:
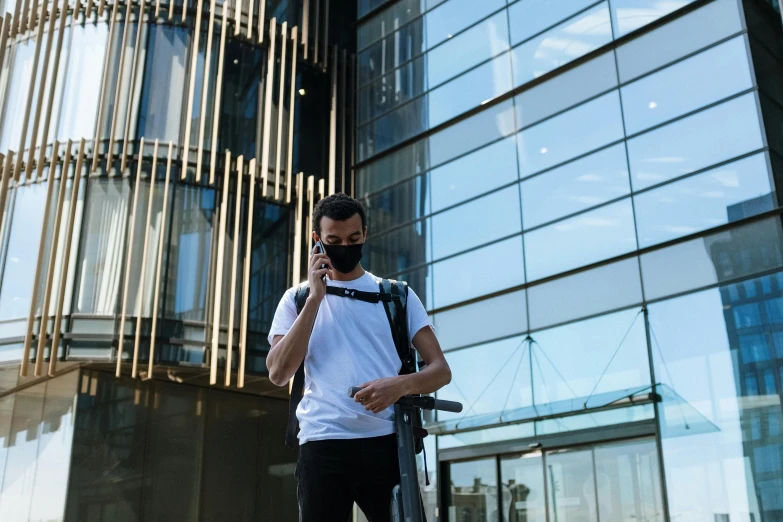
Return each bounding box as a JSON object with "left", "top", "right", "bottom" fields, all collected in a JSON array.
[
  {"left": 267, "top": 288, "right": 298, "bottom": 345},
  {"left": 406, "top": 286, "right": 433, "bottom": 342}
]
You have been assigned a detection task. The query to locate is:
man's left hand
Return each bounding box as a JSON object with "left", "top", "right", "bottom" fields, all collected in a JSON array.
[{"left": 354, "top": 377, "right": 406, "bottom": 414}]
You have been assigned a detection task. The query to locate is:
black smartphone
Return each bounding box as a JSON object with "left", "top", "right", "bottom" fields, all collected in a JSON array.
[{"left": 314, "top": 240, "right": 327, "bottom": 279}]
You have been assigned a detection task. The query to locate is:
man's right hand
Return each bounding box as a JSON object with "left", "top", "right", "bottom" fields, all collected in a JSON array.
[{"left": 308, "top": 251, "right": 333, "bottom": 303}]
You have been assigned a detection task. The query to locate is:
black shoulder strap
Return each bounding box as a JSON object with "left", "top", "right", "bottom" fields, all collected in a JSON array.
[
  {"left": 379, "top": 278, "right": 414, "bottom": 375},
  {"left": 285, "top": 282, "right": 310, "bottom": 448}
]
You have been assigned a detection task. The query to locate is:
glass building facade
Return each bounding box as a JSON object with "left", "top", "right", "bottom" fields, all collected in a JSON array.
[{"left": 355, "top": 0, "right": 783, "bottom": 521}]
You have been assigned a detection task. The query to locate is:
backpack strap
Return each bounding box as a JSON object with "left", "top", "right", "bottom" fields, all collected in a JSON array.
[
  {"left": 285, "top": 282, "right": 310, "bottom": 448},
  {"left": 379, "top": 278, "right": 415, "bottom": 375}
]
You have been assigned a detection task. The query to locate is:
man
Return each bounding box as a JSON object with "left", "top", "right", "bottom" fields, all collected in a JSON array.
[{"left": 266, "top": 193, "right": 452, "bottom": 522}]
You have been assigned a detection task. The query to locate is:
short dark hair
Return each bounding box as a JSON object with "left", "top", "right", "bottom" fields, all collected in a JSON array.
[{"left": 313, "top": 193, "right": 367, "bottom": 236}]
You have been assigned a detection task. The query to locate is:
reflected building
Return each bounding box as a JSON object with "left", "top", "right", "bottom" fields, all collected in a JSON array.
[{"left": 3, "top": 0, "right": 783, "bottom": 521}]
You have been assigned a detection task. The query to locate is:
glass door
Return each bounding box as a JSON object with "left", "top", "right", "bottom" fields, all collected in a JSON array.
[{"left": 446, "top": 437, "right": 663, "bottom": 522}]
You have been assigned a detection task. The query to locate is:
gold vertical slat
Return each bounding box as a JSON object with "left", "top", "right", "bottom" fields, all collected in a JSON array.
[
  {"left": 237, "top": 158, "right": 256, "bottom": 388},
  {"left": 256, "top": 0, "right": 264, "bottom": 43},
  {"left": 339, "top": 49, "right": 347, "bottom": 193},
  {"left": 91, "top": 0, "right": 120, "bottom": 172},
  {"left": 117, "top": 138, "right": 145, "bottom": 377},
  {"left": 301, "top": 0, "right": 309, "bottom": 60},
  {"left": 97, "top": 0, "right": 106, "bottom": 17},
  {"left": 318, "top": 178, "right": 325, "bottom": 201},
  {"left": 292, "top": 171, "right": 303, "bottom": 283},
  {"left": 225, "top": 155, "right": 242, "bottom": 386},
  {"left": 260, "top": 18, "right": 276, "bottom": 197},
  {"left": 18, "top": 0, "right": 30, "bottom": 34},
  {"left": 24, "top": 0, "right": 57, "bottom": 179},
  {"left": 169, "top": 0, "right": 174, "bottom": 21},
  {"left": 48, "top": 140, "right": 85, "bottom": 375},
  {"left": 233, "top": 0, "right": 240, "bottom": 36},
  {"left": 328, "top": 46, "right": 337, "bottom": 196},
  {"left": 323, "top": 0, "right": 329, "bottom": 68},
  {"left": 313, "top": 0, "right": 319, "bottom": 65},
  {"left": 120, "top": 0, "right": 147, "bottom": 176},
  {"left": 147, "top": 141, "right": 173, "bottom": 378},
  {"left": 32, "top": 141, "right": 66, "bottom": 377},
  {"left": 245, "top": 0, "right": 253, "bottom": 40},
  {"left": 0, "top": 18, "right": 12, "bottom": 102},
  {"left": 104, "top": 0, "right": 133, "bottom": 175},
  {"left": 285, "top": 27, "right": 298, "bottom": 204},
  {"left": 210, "top": 153, "right": 233, "bottom": 385},
  {"left": 35, "top": 0, "right": 69, "bottom": 183},
  {"left": 86, "top": 0, "right": 94, "bottom": 19},
  {"left": 306, "top": 174, "right": 314, "bottom": 252},
  {"left": 208, "top": 4, "right": 228, "bottom": 185},
  {"left": 155, "top": 0, "right": 160, "bottom": 19},
  {"left": 25, "top": 0, "right": 35, "bottom": 31},
  {"left": 22, "top": 141, "right": 61, "bottom": 377},
  {"left": 10, "top": 0, "right": 22, "bottom": 39},
  {"left": 132, "top": 139, "right": 159, "bottom": 378},
  {"left": 181, "top": 0, "right": 205, "bottom": 178},
  {"left": 273, "top": 22, "right": 287, "bottom": 201},
  {"left": 0, "top": 152, "right": 15, "bottom": 245},
  {"left": 13, "top": 0, "right": 48, "bottom": 182},
  {"left": 181, "top": 0, "right": 187, "bottom": 22},
  {"left": 195, "top": 0, "right": 216, "bottom": 183}
]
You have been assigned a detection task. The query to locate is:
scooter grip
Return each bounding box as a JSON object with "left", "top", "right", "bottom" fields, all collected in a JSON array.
[
  {"left": 433, "top": 399, "right": 463, "bottom": 413},
  {"left": 348, "top": 387, "right": 363, "bottom": 398}
]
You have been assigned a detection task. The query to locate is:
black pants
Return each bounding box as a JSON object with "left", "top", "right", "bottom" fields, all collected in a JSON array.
[{"left": 296, "top": 434, "right": 400, "bottom": 522}]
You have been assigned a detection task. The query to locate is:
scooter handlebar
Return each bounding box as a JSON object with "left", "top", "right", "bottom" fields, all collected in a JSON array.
[{"left": 348, "top": 387, "right": 463, "bottom": 413}]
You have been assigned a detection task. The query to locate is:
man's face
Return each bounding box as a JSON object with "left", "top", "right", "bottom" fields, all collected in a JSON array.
[{"left": 315, "top": 213, "right": 366, "bottom": 245}]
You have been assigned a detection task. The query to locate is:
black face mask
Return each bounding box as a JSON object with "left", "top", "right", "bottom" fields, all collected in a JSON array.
[{"left": 323, "top": 242, "right": 364, "bottom": 274}]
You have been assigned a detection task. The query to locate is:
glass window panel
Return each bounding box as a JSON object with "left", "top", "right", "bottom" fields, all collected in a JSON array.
[
  {"left": 0, "top": 184, "right": 49, "bottom": 320},
  {"left": 366, "top": 220, "right": 432, "bottom": 276},
  {"left": 356, "top": 138, "right": 428, "bottom": 197},
  {"left": 616, "top": 0, "right": 743, "bottom": 83},
  {"left": 358, "top": 0, "right": 396, "bottom": 18},
  {"left": 511, "top": 2, "right": 613, "bottom": 87},
  {"left": 508, "top": 0, "right": 599, "bottom": 46},
  {"left": 431, "top": 186, "right": 521, "bottom": 260},
  {"left": 427, "top": 10, "right": 510, "bottom": 89},
  {"left": 517, "top": 91, "right": 625, "bottom": 179},
  {"left": 532, "top": 307, "right": 649, "bottom": 405},
  {"left": 425, "top": 0, "right": 505, "bottom": 49},
  {"left": 611, "top": 0, "right": 695, "bottom": 38},
  {"left": 364, "top": 174, "right": 430, "bottom": 234},
  {"left": 521, "top": 143, "right": 630, "bottom": 229},
  {"left": 627, "top": 93, "right": 765, "bottom": 191},
  {"left": 594, "top": 439, "right": 665, "bottom": 522},
  {"left": 428, "top": 52, "right": 513, "bottom": 128},
  {"left": 398, "top": 263, "right": 434, "bottom": 310},
  {"left": 248, "top": 204, "right": 291, "bottom": 333},
  {"left": 440, "top": 336, "right": 532, "bottom": 421},
  {"left": 359, "top": 95, "right": 427, "bottom": 160},
  {"left": 621, "top": 36, "right": 753, "bottom": 135},
  {"left": 357, "top": 0, "right": 423, "bottom": 50},
  {"left": 358, "top": 20, "right": 426, "bottom": 86},
  {"left": 74, "top": 180, "right": 129, "bottom": 315},
  {"left": 358, "top": 54, "right": 427, "bottom": 125},
  {"left": 99, "top": 22, "right": 140, "bottom": 142},
  {"left": 640, "top": 217, "right": 783, "bottom": 301},
  {"left": 514, "top": 51, "right": 618, "bottom": 130},
  {"left": 165, "top": 185, "right": 215, "bottom": 321},
  {"left": 433, "top": 289, "right": 527, "bottom": 352},
  {"left": 428, "top": 98, "right": 517, "bottom": 167},
  {"left": 546, "top": 449, "right": 597, "bottom": 522},
  {"left": 430, "top": 136, "right": 519, "bottom": 213},
  {"left": 635, "top": 154, "right": 773, "bottom": 248},
  {"left": 433, "top": 236, "right": 525, "bottom": 308},
  {"left": 527, "top": 258, "right": 642, "bottom": 330},
  {"left": 648, "top": 278, "right": 783, "bottom": 522},
  {"left": 524, "top": 199, "right": 637, "bottom": 282},
  {"left": 447, "top": 458, "right": 500, "bottom": 522},
  {"left": 0, "top": 40, "right": 35, "bottom": 153},
  {"left": 500, "top": 452, "right": 546, "bottom": 522},
  {"left": 55, "top": 23, "right": 109, "bottom": 141},
  {"left": 137, "top": 25, "right": 187, "bottom": 142}
]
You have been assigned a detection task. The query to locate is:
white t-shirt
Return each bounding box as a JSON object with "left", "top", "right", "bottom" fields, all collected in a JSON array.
[{"left": 268, "top": 271, "right": 432, "bottom": 445}]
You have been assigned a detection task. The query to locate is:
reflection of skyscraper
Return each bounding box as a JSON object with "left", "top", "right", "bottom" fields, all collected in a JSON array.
[{"left": 712, "top": 194, "right": 783, "bottom": 522}]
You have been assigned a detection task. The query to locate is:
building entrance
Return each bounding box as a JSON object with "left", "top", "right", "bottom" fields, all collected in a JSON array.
[{"left": 444, "top": 437, "right": 664, "bottom": 522}]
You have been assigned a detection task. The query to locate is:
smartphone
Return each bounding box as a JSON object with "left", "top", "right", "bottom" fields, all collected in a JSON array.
[{"left": 314, "top": 240, "right": 327, "bottom": 279}]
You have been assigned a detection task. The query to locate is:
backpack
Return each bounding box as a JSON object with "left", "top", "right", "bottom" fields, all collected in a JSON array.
[{"left": 284, "top": 278, "right": 425, "bottom": 451}]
